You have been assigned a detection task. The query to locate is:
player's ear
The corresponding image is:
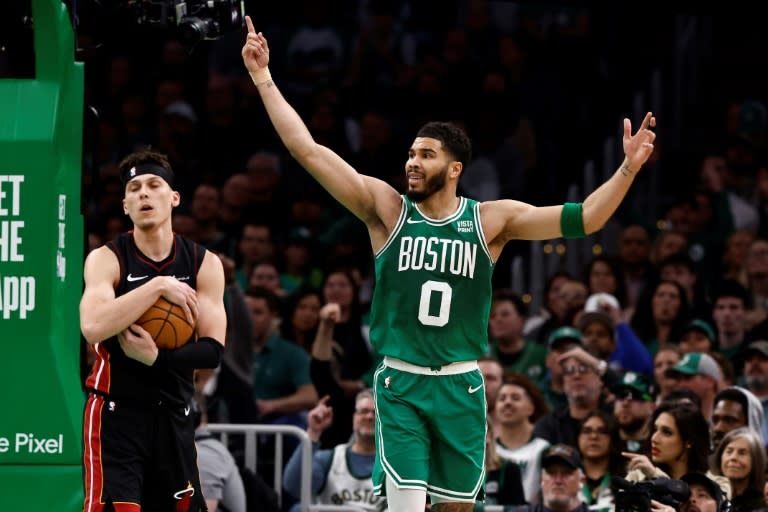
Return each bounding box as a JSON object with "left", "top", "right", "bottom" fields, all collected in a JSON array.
[
  {"left": 171, "top": 191, "right": 181, "bottom": 207},
  {"left": 123, "top": 198, "right": 129, "bottom": 215},
  {"left": 452, "top": 162, "right": 462, "bottom": 178}
]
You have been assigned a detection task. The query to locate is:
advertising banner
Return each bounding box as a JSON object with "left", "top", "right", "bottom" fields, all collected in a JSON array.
[{"left": 0, "top": 0, "right": 85, "bottom": 509}]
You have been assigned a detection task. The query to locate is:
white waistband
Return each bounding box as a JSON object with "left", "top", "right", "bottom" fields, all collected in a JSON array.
[{"left": 383, "top": 357, "right": 478, "bottom": 376}]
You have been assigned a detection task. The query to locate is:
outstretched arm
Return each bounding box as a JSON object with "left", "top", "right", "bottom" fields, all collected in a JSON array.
[
  {"left": 241, "top": 16, "right": 400, "bottom": 230},
  {"left": 482, "top": 113, "right": 656, "bottom": 250}
]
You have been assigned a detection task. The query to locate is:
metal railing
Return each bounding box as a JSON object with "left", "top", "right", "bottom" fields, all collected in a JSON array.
[
  {"left": 206, "top": 423, "right": 313, "bottom": 511},
  {"left": 205, "top": 424, "right": 512, "bottom": 511}
]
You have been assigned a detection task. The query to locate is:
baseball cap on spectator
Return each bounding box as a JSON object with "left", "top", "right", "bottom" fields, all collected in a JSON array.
[
  {"left": 742, "top": 340, "right": 768, "bottom": 359},
  {"left": 681, "top": 472, "right": 727, "bottom": 509},
  {"left": 579, "top": 292, "right": 618, "bottom": 332},
  {"left": 164, "top": 100, "right": 198, "bottom": 123},
  {"left": 578, "top": 310, "right": 615, "bottom": 333},
  {"left": 610, "top": 371, "right": 655, "bottom": 402},
  {"left": 665, "top": 352, "right": 722, "bottom": 382},
  {"left": 680, "top": 318, "right": 717, "bottom": 346},
  {"left": 542, "top": 444, "right": 582, "bottom": 471},
  {"left": 547, "top": 326, "right": 583, "bottom": 350},
  {"left": 584, "top": 292, "right": 620, "bottom": 313}
]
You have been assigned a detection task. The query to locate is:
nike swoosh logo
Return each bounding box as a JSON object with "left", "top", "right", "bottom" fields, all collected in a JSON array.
[
  {"left": 184, "top": 406, "right": 190, "bottom": 416},
  {"left": 406, "top": 218, "right": 426, "bottom": 224},
  {"left": 127, "top": 273, "right": 148, "bottom": 282},
  {"left": 468, "top": 384, "right": 483, "bottom": 394}
]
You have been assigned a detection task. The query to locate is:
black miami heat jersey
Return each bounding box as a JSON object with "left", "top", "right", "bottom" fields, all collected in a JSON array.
[{"left": 85, "top": 232, "right": 205, "bottom": 407}]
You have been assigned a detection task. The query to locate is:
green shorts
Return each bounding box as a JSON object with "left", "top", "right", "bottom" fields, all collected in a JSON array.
[{"left": 372, "top": 357, "right": 487, "bottom": 502}]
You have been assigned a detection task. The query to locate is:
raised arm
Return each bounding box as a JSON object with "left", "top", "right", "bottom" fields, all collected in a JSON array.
[
  {"left": 241, "top": 16, "right": 401, "bottom": 232},
  {"left": 580, "top": 112, "right": 656, "bottom": 232},
  {"left": 482, "top": 113, "right": 656, "bottom": 254},
  {"left": 79, "top": 246, "right": 198, "bottom": 344}
]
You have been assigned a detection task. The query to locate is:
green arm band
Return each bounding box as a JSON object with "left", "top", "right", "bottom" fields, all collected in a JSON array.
[{"left": 560, "top": 202, "right": 586, "bottom": 239}]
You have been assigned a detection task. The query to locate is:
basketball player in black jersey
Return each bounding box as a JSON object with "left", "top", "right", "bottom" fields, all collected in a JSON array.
[{"left": 79, "top": 148, "right": 226, "bottom": 512}]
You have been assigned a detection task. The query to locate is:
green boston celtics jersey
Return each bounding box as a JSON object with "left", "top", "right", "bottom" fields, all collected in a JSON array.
[{"left": 369, "top": 195, "right": 494, "bottom": 367}]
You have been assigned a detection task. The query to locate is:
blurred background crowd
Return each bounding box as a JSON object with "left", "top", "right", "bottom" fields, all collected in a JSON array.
[{"left": 11, "top": 0, "right": 768, "bottom": 510}]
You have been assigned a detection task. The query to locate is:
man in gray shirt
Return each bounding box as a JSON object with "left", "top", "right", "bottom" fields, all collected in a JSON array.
[{"left": 194, "top": 394, "right": 247, "bottom": 512}]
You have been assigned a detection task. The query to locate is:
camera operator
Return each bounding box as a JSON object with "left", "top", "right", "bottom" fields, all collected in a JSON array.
[
  {"left": 636, "top": 472, "right": 730, "bottom": 512},
  {"left": 679, "top": 472, "right": 730, "bottom": 512}
]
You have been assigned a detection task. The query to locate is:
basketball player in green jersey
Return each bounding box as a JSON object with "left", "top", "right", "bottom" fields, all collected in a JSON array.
[{"left": 242, "top": 17, "right": 656, "bottom": 512}]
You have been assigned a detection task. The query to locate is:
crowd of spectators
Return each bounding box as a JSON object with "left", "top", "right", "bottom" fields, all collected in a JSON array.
[{"left": 72, "top": 1, "right": 768, "bottom": 510}]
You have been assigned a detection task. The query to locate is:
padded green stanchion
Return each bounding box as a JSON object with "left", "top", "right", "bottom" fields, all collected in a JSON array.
[{"left": 0, "top": 0, "right": 84, "bottom": 509}]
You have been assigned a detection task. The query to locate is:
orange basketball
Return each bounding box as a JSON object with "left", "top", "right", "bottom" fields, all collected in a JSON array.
[{"left": 136, "top": 297, "right": 196, "bottom": 349}]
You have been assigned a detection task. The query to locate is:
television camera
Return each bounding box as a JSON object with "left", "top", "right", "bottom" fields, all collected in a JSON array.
[
  {"left": 131, "top": 0, "right": 245, "bottom": 45},
  {"left": 613, "top": 477, "right": 690, "bottom": 512}
]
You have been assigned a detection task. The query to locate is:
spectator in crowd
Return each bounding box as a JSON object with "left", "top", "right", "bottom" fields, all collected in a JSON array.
[
  {"left": 234, "top": 222, "right": 275, "bottom": 290},
  {"left": 577, "top": 410, "right": 625, "bottom": 512},
  {"left": 283, "top": 391, "right": 386, "bottom": 511},
  {"left": 623, "top": 402, "right": 714, "bottom": 483},
  {"left": 578, "top": 292, "right": 653, "bottom": 376},
  {"left": 193, "top": 392, "right": 248, "bottom": 512},
  {"left": 216, "top": 285, "right": 317, "bottom": 427},
  {"left": 611, "top": 371, "right": 656, "bottom": 455},
  {"left": 711, "top": 279, "right": 753, "bottom": 362},
  {"left": 658, "top": 251, "right": 712, "bottom": 321},
  {"left": 532, "top": 444, "right": 590, "bottom": 512},
  {"left": 529, "top": 279, "right": 588, "bottom": 348},
  {"left": 309, "top": 302, "right": 357, "bottom": 447},
  {"left": 630, "top": 280, "right": 690, "bottom": 357},
  {"left": 488, "top": 289, "right": 547, "bottom": 387},
  {"left": 320, "top": 268, "right": 373, "bottom": 398},
  {"left": 616, "top": 224, "right": 654, "bottom": 312},
  {"left": 248, "top": 259, "right": 288, "bottom": 298},
  {"left": 495, "top": 376, "right": 550, "bottom": 504},
  {"left": 741, "top": 239, "right": 768, "bottom": 328},
  {"left": 653, "top": 346, "right": 682, "bottom": 403},
  {"left": 711, "top": 386, "right": 765, "bottom": 449},
  {"left": 665, "top": 352, "right": 722, "bottom": 420},
  {"left": 278, "top": 228, "right": 324, "bottom": 295},
  {"left": 479, "top": 356, "right": 505, "bottom": 434},
  {"left": 478, "top": 421, "right": 527, "bottom": 510},
  {"left": 535, "top": 341, "right": 605, "bottom": 447},
  {"left": 720, "top": 229, "right": 755, "bottom": 282},
  {"left": 678, "top": 318, "right": 718, "bottom": 355},
  {"left": 190, "top": 183, "right": 227, "bottom": 251},
  {"left": 710, "top": 427, "right": 768, "bottom": 511},
  {"left": 741, "top": 340, "right": 768, "bottom": 443},
  {"left": 649, "top": 229, "right": 688, "bottom": 268},
  {"left": 279, "top": 286, "right": 323, "bottom": 353},
  {"left": 523, "top": 272, "right": 571, "bottom": 342},
  {"left": 678, "top": 472, "right": 731, "bottom": 512},
  {"left": 541, "top": 326, "right": 584, "bottom": 409},
  {"left": 583, "top": 255, "right": 628, "bottom": 310}
]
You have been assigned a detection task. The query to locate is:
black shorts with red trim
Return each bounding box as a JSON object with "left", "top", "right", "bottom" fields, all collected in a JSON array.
[{"left": 82, "top": 393, "right": 206, "bottom": 512}]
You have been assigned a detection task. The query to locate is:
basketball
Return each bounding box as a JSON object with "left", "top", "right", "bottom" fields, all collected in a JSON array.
[{"left": 136, "top": 297, "right": 196, "bottom": 349}]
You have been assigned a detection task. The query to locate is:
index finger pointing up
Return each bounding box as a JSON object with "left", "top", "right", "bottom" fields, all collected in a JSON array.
[
  {"left": 245, "top": 15, "right": 255, "bottom": 34},
  {"left": 640, "top": 111, "right": 653, "bottom": 130}
]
